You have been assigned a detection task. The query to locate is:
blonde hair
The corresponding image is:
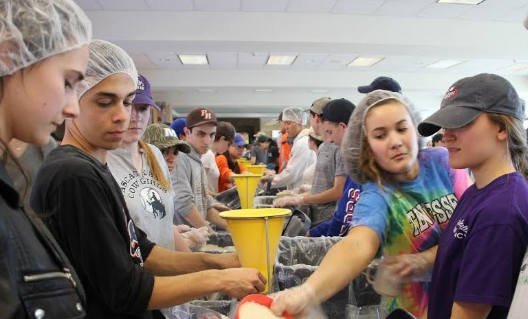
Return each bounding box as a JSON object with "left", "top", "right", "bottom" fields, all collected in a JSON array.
[
  {"left": 138, "top": 140, "right": 171, "bottom": 191},
  {"left": 487, "top": 113, "right": 528, "bottom": 181}
]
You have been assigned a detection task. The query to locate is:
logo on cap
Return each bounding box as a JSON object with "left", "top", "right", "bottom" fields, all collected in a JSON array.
[
  {"left": 443, "top": 86, "right": 458, "bottom": 101},
  {"left": 201, "top": 109, "right": 212, "bottom": 119},
  {"left": 137, "top": 79, "right": 145, "bottom": 91},
  {"left": 163, "top": 128, "right": 177, "bottom": 137}
]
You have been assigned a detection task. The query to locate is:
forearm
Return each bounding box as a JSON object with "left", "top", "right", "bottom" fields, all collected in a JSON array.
[
  {"left": 450, "top": 301, "right": 492, "bottom": 319},
  {"left": 184, "top": 206, "right": 214, "bottom": 233},
  {"left": 302, "top": 176, "right": 345, "bottom": 204},
  {"left": 206, "top": 208, "right": 228, "bottom": 230},
  {"left": 419, "top": 245, "right": 438, "bottom": 269},
  {"left": 144, "top": 246, "right": 222, "bottom": 276},
  {"left": 172, "top": 225, "right": 191, "bottom": 252},
  {"left": 148, "top": 270, "right": 222, "bottom": 309},
  {"left": 306, "top": 226, "right": 379, "bottom": 302}
]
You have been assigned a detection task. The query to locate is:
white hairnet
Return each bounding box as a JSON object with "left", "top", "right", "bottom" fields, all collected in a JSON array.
[
  {"left": 77, "top": 39, "right": 138, "bottom": 99},
  {"left": 282, "top": 106, "right": 307, "bottom": 125},
  {"left": 342, "top": 90, "right": 424, "bottom": 184},
  {"left": 0, "top": 0, "right": 92, "bottom": 77}
]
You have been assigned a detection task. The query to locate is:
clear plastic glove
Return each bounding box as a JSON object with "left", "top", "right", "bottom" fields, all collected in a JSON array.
[
  {"left": 270, "top": 284, "right": 321, "bottom": 318},
  {"left": 299, "top": 184, "right": 312, "bottom": 193},
  {"left": 383, "top": 253, "right": 433, "bottom": 282},
  {"left": 176, "top": 224, "right": 191, "bottom": 233},
  {"left": 181, "top": 226, "right": 210, "bottom": 251},
  {"left": 273, "top": 195, "right": 304, "bottom": 207}
]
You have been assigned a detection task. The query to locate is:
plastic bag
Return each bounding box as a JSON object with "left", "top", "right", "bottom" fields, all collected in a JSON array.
[{"left": 181, "top": 226, "right": 210, "bottom": 252}]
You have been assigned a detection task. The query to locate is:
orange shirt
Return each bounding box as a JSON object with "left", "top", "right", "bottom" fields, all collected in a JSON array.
[
  {"left": 215, "top": 155, "right": 245, "bottom": 193},
  {"left": 279, "top": 134, "right": 291, "bottom": 173}
]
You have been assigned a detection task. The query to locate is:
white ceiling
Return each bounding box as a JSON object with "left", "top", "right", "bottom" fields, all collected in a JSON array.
[{"left": 74, "top": 0, "right": 528, "bottom": 119}]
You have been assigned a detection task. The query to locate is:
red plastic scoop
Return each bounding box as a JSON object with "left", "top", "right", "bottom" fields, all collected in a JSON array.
[{"left": 235, "top": 294, "right": 293, "bottom": 319}]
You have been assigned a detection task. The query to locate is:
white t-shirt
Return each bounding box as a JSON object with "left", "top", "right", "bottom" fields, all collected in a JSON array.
[
  {"left": 508, "top": 248, "right": 528, "bottom": 319},
  {"left": 201, "top": 149, "right": 220, "bottom": 193}
]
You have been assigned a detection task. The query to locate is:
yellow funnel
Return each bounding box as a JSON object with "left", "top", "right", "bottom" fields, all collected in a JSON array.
[
  {"left": 246, "top": 164, "right": 267, "bottom": 176},
  {"left": 236, "top": 159, "right": 251, "bottom": 170},
  {"left": 220, "top": 208, "right": 291, "bottom": 293},
  {"left": 233, "top": 174, "right": 262, "bottom": 209}
]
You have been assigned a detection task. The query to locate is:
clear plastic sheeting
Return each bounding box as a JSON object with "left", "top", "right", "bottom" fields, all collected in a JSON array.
[
  {"left": 346, "top": 305, "right": 387, "bottom": 319},
  {"left": 200, "top": 232, "right": 235, "bottom": 254},
  {"left": 215, "top": 187, "right": 241, "bottom": 210},
  {"left": 273, "top": 236, "right": 382, "bottom": 319},
  {"left": 253, "top": 196, "right": 276, "bottom": 208}
]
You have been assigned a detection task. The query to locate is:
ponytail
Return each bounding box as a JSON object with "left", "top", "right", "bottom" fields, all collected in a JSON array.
[{"left": 138, "top": 141, "right": 171, "bottom": 191}]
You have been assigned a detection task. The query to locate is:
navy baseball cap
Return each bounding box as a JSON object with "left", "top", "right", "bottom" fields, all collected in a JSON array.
[
  {"left": 418, "top": 73, "right": 523, "bottom": 137},
  {"left": 133, "top": 74, "right": 160, "bottom": 111},
  {"left": 358, "top": 76, "right": 402, "bottom": 94},
  {"left": 170, "top": 118, "right": 186, "bottom": 136},
  {"left": 321, "top": 98, "right": 356, "bottom": 124}
]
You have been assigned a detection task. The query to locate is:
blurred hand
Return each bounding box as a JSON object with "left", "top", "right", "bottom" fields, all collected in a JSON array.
[
  {"left": 213, "top": 202, "right": 230, "bottom": 212},
  {"left": 176, "top": 224, "right": 191, "bottom": 233},
  {"left": 270, "top": 284, "right": 316, "bottom": 317},
  {"left": 383, "top": 253, "right": 433, "bottom": 282},
  {"left": 181, "top": 226, "right": 210, "bottom": 251},
  {"left": 219, "top": 268, "right": 267, "bottom": 298},
  {"left": 299, "top": 184, "right": 312, "bottom": 193},
  {"left": 274, "top": 195, "right": 303, "bottom": 207}
]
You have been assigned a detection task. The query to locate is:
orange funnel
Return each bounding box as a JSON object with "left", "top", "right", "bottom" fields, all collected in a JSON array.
[
  {"left": 233, "top": 174, "right": 262, "bottom": 209},
  {"left": 220, "top": 208, "right": 291, "bottom": 293}
]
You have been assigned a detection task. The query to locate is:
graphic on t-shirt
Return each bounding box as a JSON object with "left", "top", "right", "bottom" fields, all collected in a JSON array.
[
  {"left": 139, "top": 187, "right": 166, "bottom": 219},
  {"left": 127, "top": 220, "right": 144, "bottom": 266}
]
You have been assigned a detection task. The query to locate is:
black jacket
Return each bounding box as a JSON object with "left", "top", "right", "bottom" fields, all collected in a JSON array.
[{"left": 0, "top": 162, "right": 86, "bottom": 319}]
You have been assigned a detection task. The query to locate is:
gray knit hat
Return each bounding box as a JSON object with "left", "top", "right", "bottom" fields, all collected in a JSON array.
[{"left": 342, "top": 90, "right": 424, "bottom": 184}]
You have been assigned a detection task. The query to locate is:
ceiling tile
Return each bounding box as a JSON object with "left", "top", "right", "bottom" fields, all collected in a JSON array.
[
  {"left": 143, "top": 52, "right": 182, "bottom": 69},
  {"left": 73, "top": 0, "right": 103, "bottom": 10},
  {"left": 318, "top": 54, "right": 357, "bottom": 70},
  {"left": 417, "top": 3, "right": 473, "bottom": 19},
  {"left": 144, "top": 0, "right": 193, "bottom": 10},
  {"left": 331, "top": 0, "right": 385, "bottom": 15},
  {"left": 287, "top": 0, "right": 338, "bottom": 13},
  {"left": 129, "top": 52, "right": 156, "bottom": 69},
  {"left": 241, "top": 0, "right": 289, "bottom": 12},
  {"left": 458, "top": 0, "right": 527, "bottom": 21},
  {"left": 375, "top": 0, "right": 433, "bottom": 17},
  {"left": 208, "top": 52, "right": 238, "bottom": 69},
  {"left": 194, "top": 0, "right": 241, "bottom": 11},
  {"left": 97, "top": 0, "right": 148, "bottom": 10},
  {"left": 238, "top": 52, "right": 269, "bottom": 65}
]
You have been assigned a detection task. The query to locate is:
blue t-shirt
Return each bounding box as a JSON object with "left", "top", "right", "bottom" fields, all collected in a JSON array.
[
  {"left": 429, "top": 172, "right": 528, "bottom": 319},
  {"left": 309, "top": 176, "right": 361, "bottom": 237},
  {"left": 350, "top": 147, "right": 469, "bottom": 317}
]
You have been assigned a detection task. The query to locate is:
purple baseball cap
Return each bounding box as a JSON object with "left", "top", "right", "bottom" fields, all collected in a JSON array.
[{"left": 133, "top": 74, "right": 160, "bottom": 111}]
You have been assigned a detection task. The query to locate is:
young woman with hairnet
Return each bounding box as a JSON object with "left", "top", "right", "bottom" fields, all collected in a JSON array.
[
  {"left": 0, "top": 0, "right": 91, "bottom": 317},
  {"left": 270, "top": 90, "right": 471, "bottom": 318},
  {"left": 30, "top": 39, "right": 266, "bottom": 319}
]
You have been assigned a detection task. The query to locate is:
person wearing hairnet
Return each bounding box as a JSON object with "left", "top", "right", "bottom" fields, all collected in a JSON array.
[
  {"left": 270, "top": 91, "right": 471, "bottom": 318},
  {"left": 30, "top": 39, "right": 266, "bottom": 319},
  {"left": 0, "top": 0, "right": 91, "bottom": 317},
  {"left": 261, "top": 106, "right": 315, "bottom": 190}
]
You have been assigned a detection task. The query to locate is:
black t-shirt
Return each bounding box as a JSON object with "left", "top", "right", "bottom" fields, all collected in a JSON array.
[{"left": 31, "top": 145, "right": 156, "bottom": 319}]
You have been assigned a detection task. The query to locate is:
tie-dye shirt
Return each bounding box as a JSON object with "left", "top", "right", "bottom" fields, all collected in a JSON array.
[{"left": 350, "top": 147, "right": 470, "bottom": 318}]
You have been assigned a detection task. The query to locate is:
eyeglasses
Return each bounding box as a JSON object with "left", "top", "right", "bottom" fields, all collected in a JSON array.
[{"left": 160, "top": 148, "right": 179, "bottom": 156}]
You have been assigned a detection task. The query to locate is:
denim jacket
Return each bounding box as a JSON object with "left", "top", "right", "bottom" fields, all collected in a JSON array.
[{"left": 0, "top": 163, "right": 86, "bottom": 319}]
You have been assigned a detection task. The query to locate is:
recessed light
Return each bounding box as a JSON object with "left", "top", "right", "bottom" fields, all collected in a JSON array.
[
  {"left": 437, "top": 0, "right": 486, "bottom": 4},
  {"left": 255, "top": 89, "right": 273, "bottom": 93},
  {"left": 179, "top": 54, "right": 208, "bottom": 65},
  {"left": 348, "top": 57, "right": 384, "bottom": 67},
  {"left": 197, "top": 88, "right": 215, "bottom": 93},
  {"left": 500, "top": 63, "right": 528, "bottom": 73},
  {"left": 425, "top": 59, "right": 465, "bottom": 69},
  {"left": 267, "top": 55, "right": 297, "bottom": 65}
]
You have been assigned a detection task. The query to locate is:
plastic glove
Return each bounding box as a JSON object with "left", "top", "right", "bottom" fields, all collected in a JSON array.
[
  {"left": 299, "top": 184, "right": 312, "bottom": 193},
  {"left": 176, "top": 224, "right": 191, "bottom": 233},
  {"left": 181, "top": 226, "right": 210, "bottom": 251},
  {"left": 383, "top": 253, "right": 433, "bottom": 282},
  {"left": 273, "top": 195, "right": 304, "bottom": 207},
  {"left": 270, "top": 284, "right": 321, "bottom": 318}
]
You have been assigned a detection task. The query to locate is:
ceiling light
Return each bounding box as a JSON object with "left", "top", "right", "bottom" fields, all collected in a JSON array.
[
  {"left": 197, "top": 88, "right": 215, "bottom": 93},
  {"left": 348, "top": 57, "right": 384, "bottom": 67},
  {"left": 425, "top": 59, "right": 465, "bottom": 69},
  {"left": 500, "top": 63, "right": 528, "bottom": 73},
  {"left": 267, "top": 55, "right": 297, "bottom": 65},
  {"left": 437, "top": 0, "right": 486, "bottom": 4},
  {"left": 255, "top": 89, "right": 273, "bottom": 93},
  {"left": 179, "top": 54, "right": 208, "bottom": 65}
]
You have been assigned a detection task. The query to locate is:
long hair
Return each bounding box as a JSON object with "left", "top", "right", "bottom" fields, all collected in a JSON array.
[
  {"left": 487, "top": 113, "right": 528, "bottom": 182},
  {"left": 222, "top": 150, "right": 241, "bottom": 174},
  {"left": 138, "top": 141, "right": 171, "bottom": 191}
]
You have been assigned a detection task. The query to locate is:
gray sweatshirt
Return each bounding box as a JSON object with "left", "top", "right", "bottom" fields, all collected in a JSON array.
[
  {"left": 172, "top": 146, "right": 214, "bottom": 226},
  {"left": 107, "top": 145, "right": 176, "bottom": 251}
]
